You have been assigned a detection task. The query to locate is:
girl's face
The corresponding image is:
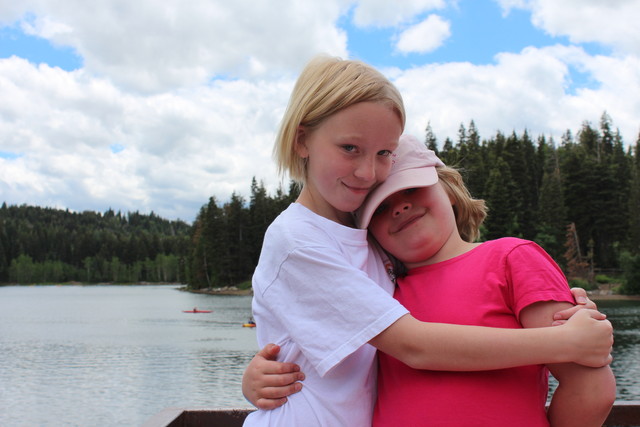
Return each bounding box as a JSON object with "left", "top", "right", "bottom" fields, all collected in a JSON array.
[
  {"left": 296, "top": 102, "right": 402, "bottom": 225},
  {"left": 368, "top": 183, "right": 461, "bottom": 269}
]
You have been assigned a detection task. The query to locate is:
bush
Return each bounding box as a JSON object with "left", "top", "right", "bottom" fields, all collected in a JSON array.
[
  {"left": 568, "top": 277, "right": 597, "bottom": 291},
  {"left": 237, "top": 280, "right": 252, "bottom": 290},
  {"left": 595, "top": 274, "right": 616, "bottom": 284},
  {"left": 619, "top": 252, "right": 640, "bottom": 295}
]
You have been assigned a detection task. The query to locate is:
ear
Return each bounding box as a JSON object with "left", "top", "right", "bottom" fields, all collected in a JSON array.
[{"left": 294, "top": 126, "right": 309, "bottom": 159}]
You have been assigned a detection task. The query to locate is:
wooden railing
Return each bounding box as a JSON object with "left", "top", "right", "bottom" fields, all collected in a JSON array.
[{"left": 142, "top": 401, "right": 640, "bottom": 427}]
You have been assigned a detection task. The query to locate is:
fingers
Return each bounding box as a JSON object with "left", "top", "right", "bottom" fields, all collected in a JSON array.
[
  {"left": 256, "top": 370, "right": 305, "bottom": 388},
  {"left": 570, "top": 287, "right": 598, "bottom": 309},
  {"left": 584, "top": 308, "right": 607, "bottom": 320},
  {"left": 256, "top": 343, "right": 281, "bottom": 360},
  {"left": 255, "top": 397, "right": 288, "bottom": 410},
  {"left": 255, "top": 360, "right": 302, "bottom": 376},
  {"left": 253, "top": 344, "right": 302, "bottom": 374},
  {"left": 248, "top": 374, "right": 305, "bottom": 410},
  {"left": 257, "top": 381, "right": 304, "bottom": 400},
  {"left": 553, "top": 305, "right": 606, "bottom": 321}
]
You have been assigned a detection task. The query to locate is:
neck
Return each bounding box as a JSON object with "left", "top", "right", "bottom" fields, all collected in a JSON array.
[
  {"left": 405, "top": 234, "right": 480, "bottom": 270},
  {"left": 296, "top": 187, "right": 355, "bottom": 227}
]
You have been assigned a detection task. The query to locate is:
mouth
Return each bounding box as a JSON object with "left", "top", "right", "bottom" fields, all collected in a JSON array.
[
  {"left": 393, "top": 213, "right": 424, "bottom": 233},
  {"left": 343, "top": 182, "right": 373, "bottom": 195}
]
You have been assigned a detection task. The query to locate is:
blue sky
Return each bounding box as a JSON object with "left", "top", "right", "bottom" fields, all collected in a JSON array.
[
  {"left": 0, "top": 0, "right": 638, "bottom": 220},
  {"left": 0, "top": 23, "right": 81, "bottom": 71}
]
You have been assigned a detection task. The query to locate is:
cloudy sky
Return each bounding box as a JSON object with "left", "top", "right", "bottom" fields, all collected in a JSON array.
[{"left": 1, "top": 0, "right": 639, "bottom": 222}]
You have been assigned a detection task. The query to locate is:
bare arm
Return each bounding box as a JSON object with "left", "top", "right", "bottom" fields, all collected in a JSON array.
[
  {"left": 242, "top": 344, "right": 305, "bottom": 410},
  {"left": 521, "top": 301, "right": 616, "bottom": 427},
  {"left": 241, "top": 289, "right": 609, "bottom": 409},
  {"left": 552, "top": 287, "right": 599, "bottom": 325},
  {"left": 369, "top": 309, "right": 613, "bottom": 371}
]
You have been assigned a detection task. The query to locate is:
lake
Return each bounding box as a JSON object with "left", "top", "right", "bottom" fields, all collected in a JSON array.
[
  {"left": 0, "top": 285, "right": 257, "bottom": 427},
  {"left": 0, "top": 285, "right": 638, "bottom": 427}
]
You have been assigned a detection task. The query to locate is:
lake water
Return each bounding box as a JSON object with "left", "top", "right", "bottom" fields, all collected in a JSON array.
[
  {"left": 0, "top": 285, "right": 639, "bottom": 427},
  {"left": 0, "top": 285, "right": 258, "bottom": 427}
]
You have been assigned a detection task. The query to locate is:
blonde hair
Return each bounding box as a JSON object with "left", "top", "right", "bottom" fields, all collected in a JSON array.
[
  {"left": 274, "top": 55, "right": 406, "bottom": 183},
  {"left": 436, "top": 166, "right": 487, "bottom": 242}
]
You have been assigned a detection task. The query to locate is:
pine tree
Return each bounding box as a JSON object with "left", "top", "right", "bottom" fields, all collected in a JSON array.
[
  {"left": 484, "top": 157, "right": 520, "bottom": 239},
  {"left": 535, "top": 158, "right": 567, "bottom": 261},
  {"left": 424, "top": 122, "right": 438, "bottom": 154}
]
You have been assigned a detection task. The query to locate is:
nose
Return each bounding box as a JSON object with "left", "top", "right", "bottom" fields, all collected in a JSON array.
[
  {"left": 354, "top": 156, "right": 377, "bottom": 182},
  {"left": 393, "top": 200, "right": 411, "bottom": 217}
]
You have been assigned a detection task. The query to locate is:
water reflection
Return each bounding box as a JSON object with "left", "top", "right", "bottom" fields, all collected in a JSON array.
[{"left": 601, "top": 300, "right": 640, "bottom": 400}]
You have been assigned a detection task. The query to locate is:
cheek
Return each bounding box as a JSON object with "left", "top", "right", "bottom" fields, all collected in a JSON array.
[
  {"left": 369, "top": 221, "right": 395, "bottom": 251},
  {"left": 374, "top": 157, "right": 393, "bottom": 182},
  {"left": 368, "top": 221, "right": 385, "bottom": 242}
]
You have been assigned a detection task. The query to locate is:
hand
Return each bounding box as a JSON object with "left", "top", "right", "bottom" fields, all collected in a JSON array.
[
  {"left": 561, "top": 309, "right": 613, "bottom": 368},
  {"left": 552, "top": 287, "right": 599, "bottom": 325},
  {"left": 242, "top": 343, "right": 305, "bottom": 410}
]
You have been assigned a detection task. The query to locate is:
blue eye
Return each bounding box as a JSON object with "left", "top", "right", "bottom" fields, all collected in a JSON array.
[
  {"left": 342, "top": 145, "right": 356, "bottom": 152},
  {"left": 378, "top": 149, "right": 393, "bottom": 157}
]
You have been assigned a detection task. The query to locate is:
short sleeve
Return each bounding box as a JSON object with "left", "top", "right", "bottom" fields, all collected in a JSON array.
[
  {"left": 505, "top": 241, "right": 575, "bottom": 319},
  {"left": 260, "top": 244, "right": 408, "bottom": 376}
]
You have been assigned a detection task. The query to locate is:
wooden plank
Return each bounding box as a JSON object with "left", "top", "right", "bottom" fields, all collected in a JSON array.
[{"left": 143, "top": 402, "right": 640, "bottom": 426}]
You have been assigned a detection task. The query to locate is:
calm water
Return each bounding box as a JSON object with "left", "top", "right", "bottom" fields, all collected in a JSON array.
[
  {"left": 0, "top": 285, "right": 258, "bottom": 427},
  {"left": 0, "top": 286, "right": 639, "bottom": 427}
]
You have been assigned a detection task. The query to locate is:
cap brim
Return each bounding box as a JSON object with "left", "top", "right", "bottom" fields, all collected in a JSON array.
[{"left": 355, "top": 167, "right": 438, "bottom": 229}]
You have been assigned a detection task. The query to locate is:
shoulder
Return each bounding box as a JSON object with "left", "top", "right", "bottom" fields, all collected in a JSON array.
[
  {"left": 476, "top": 238, "right": 556, "bottom": 271},
  {"left": 483, "top": 237, "right": 548, "bottom": 257},
  {"left": 266, "top": 204, "right": 342, "bottom": 247}
]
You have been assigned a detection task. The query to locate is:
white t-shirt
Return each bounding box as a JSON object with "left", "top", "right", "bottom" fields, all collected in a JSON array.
[{"left": 244, "top": 203, "right": 408, "bottom": 427}]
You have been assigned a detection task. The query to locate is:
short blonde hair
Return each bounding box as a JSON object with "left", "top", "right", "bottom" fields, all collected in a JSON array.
[
  {"left": 437, "top": 166, "right": 487, "bottom": 242},
  {"left": 274, "top": 55, "right": 406, "bottom": 183}
]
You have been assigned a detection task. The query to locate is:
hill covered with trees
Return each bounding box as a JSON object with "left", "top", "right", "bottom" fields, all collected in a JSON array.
[{"left": 0, "top": 205, "right": 191, "bottom": 284}]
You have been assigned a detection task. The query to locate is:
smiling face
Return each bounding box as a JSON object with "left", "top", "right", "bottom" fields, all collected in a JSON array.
[
  {"left": 295, "top": 102, "right": 402, "bottom": 225},
  {"left": 368, "top": 182, "right": 467, "bottom": 269}
]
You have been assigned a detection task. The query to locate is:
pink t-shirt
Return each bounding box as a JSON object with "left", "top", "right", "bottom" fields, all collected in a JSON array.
[{"left": 374, "top": 238, "right": 574, "bottom": 427}]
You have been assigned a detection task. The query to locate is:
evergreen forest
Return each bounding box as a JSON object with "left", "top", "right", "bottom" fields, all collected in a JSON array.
[
  {"left": 0, "top": 206, "right": 192, "bottom": 284},
  {"left": 2, "top": 113, "right": 639, "bottom": 294}
]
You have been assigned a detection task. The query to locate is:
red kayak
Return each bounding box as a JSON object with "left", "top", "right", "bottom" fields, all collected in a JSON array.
[{"left": 183, "top": 309, "right": 212, "bottom": 313}]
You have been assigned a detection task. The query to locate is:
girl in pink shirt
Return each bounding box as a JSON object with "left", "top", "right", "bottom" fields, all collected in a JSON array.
[{"left": 356, "top": 135, "right": 616, "bottom": 426}]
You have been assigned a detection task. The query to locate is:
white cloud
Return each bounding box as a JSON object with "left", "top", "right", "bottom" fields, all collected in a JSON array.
[
  {"left": 2, "top": 0, "right": 348, "bottom": 93},
  {"left": 496, "top": 0, "right": 640, "bottom": 55},
  {"left": 352, "top": 0, "right": 446, "bottom": 27},
  {"left": 0, "top": 56, "right": 292, "bottom": 221},
  {"left": 396, "top": 44, "right": 639, "bottom": 150},
  {"left": 395, "top": 14, "right": 451, "bottom": 54}
]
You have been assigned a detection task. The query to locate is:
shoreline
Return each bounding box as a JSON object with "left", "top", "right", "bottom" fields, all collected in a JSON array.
[
  {"left": 588, "top": 293, "right": 640, "bottom": 301},
  {"left": 5, "top": 283, "right": 637, "bottom": 300},
  {"left": 180, "top": 286, "right": 253, "bottom": 296}
]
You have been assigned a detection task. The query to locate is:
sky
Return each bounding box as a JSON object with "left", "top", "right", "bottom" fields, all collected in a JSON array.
[{"left": 1, "top": 0, "right": 639, "bottom": 223}]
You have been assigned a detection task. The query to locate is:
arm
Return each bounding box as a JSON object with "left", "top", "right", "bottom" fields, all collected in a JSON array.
[
  {"left": 552, "top": 287, "right": 599, "bottom": 325},
  {"left": 520, "top": 301, "right": 616, "bottom": 427},
  {"left": 369, "top": 308, "right": 613, "bottom": 371},
  {"left": 242, "top": 344, "right": 305, "bottom": 410}
]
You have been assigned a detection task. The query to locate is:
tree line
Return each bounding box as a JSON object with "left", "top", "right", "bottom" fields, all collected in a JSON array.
[
  {"left": 190, "top": 112, "right": 639, "bottom": 294},
  {"left": 0, "top": 205, "right": 191, "bottom": 284},
  {"left": 2, "top": 113, "right": 639, "bottom": 293}
]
